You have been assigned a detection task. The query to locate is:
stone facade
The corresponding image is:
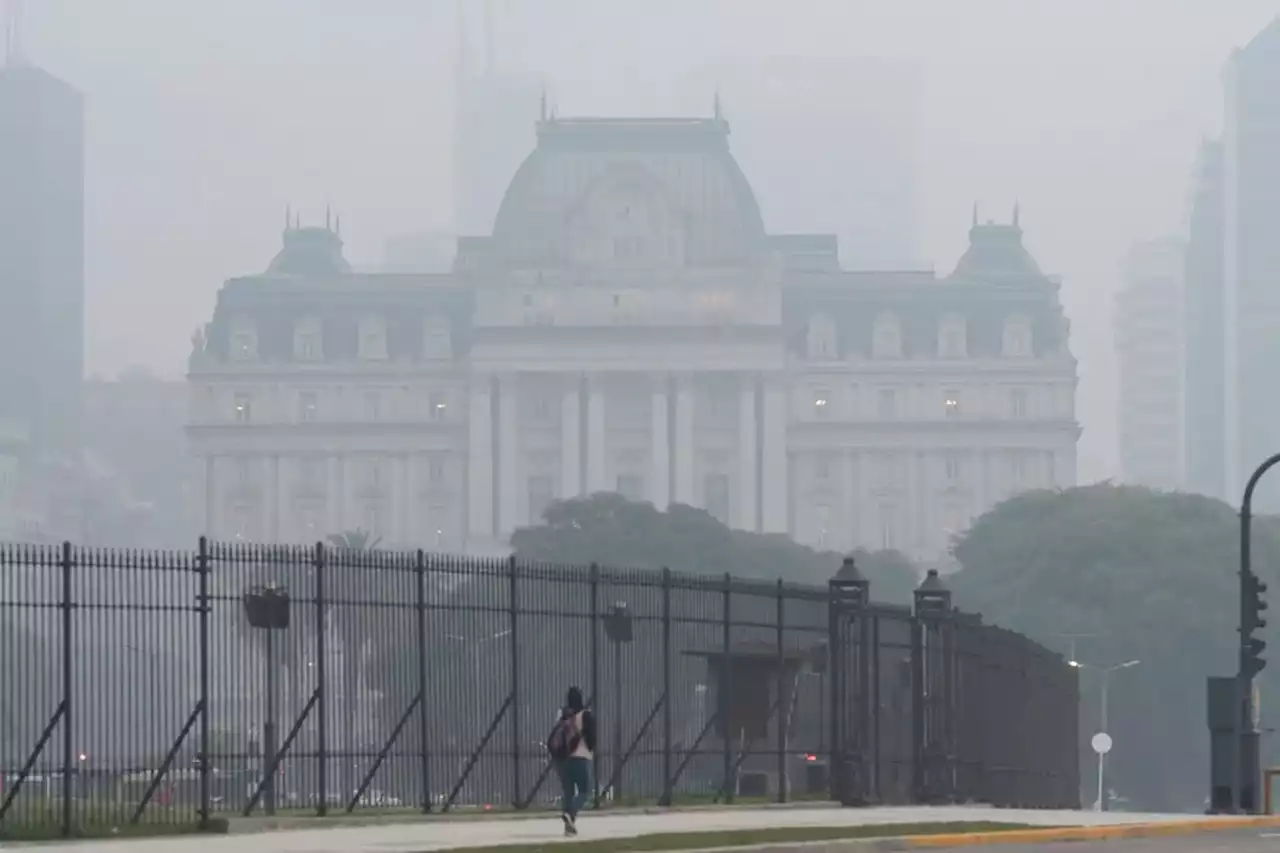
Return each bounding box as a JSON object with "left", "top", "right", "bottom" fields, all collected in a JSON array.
[{"left": 185, "top": 115, "right": 1078, "bottom": 563}]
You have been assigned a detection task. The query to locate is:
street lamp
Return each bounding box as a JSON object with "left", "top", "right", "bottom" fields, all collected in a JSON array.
[
  {"left": 1070, "top": 659, "right": 1140, "bottom": 811},
  {"left": 604, "top": 602, "right": 633, "bottom": 799},
  {"left": 242, "top": 582, "right": 291, "bottom": 816}
]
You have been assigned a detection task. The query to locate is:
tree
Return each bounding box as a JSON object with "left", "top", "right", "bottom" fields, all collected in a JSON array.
[
  {"left": 511, "top": 492, "right": 920, "bottom": 601},
  {"left": 947, "top": 483, "right": 1280, "bottom": 812}
]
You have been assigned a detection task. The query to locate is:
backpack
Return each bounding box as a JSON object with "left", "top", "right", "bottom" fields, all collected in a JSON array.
[{"left": 546, "top": 712, "right": 581, "bottom": 760}]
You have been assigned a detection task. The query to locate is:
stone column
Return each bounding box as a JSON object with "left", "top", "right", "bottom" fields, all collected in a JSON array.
[
  {"left": 650, "top": 377, "right": 671, "bottom": 510},
  {"left": 497, "top": 374, "right": 520, "bottom": 536},
  {"left": 586, "top": 375, "right": 608, "bottom": 494},
  {"left": 840, "top": 449, "right": 855, "bottom": 552},
  {"left": 561, "top": 376, "right": 582, "bottom": 498},
  {"left": 673, "top": 376, "right": 695, "bottom": 505},
  {"left": 760, "top": 375, "right": 789, "bottom": 534},
  {"left": 467, "top": 376, "right": 495, "bottom": 541},
  {"left": 267, "top": 455, "right": 281, "bottom": 541},
  {"left": 327, "top": 454, "right": 343, "bottom": 536},
  {"left": 737, "top": 375, "right": 758, "bottom": 531}
]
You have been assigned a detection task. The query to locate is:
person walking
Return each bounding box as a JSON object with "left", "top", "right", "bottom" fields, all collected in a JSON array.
[{"left": 546, "top": 685, "right": 595, "bottom": 836}]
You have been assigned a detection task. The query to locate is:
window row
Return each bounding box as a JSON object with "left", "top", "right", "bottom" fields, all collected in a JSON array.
[
  {"left": 804, "top": 312, "right": 1036, "bottom": 360},
  {"left": 803, "top": 385, "right": 1043, "bottom": 420},
  {"left": 796, "top": 449, "right": 1054, "bottom": 489},
  {"left": 226, "top": 389, "right": 454, "bottom": 424},
  {"left": 228, "top": 314, "right": 453, "bottom": 363}
]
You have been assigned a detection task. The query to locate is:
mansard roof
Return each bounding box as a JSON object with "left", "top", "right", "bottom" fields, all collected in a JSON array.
[{"left": 489, "top": 114, "right": 768, "bottom": 268}]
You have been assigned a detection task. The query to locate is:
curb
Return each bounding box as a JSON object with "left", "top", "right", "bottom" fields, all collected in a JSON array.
[{"left": 896, "top": 816, "right": 1280, "bottom": 847}]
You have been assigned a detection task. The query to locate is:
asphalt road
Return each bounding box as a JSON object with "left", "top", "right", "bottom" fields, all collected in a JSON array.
[{"left": 928, "top": 829, "right": 1280, "bottom": 851}]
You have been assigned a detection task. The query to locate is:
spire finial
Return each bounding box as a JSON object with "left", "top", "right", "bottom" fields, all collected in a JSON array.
[
  {"left": 972, "top": 202, "right": 978, "bottom": 228},
  {"left": 540, "top": 87, "right": 547, "bottom": 122},
  {"left": 713, "top": 88, "right": 722, "bottom": 121},
  {"left": 294, "top": 211, "right": 300, "bottom": 229},
  {"left": 335, "top": 214, "right": 341, "bottom": 237},
  {"left": 1012, "top": 200, "right": 1021, "bottom": 228},
  {"left": 4, "top": 0, "right": 26, "bottom": 68},
  {"left": 325, "top": 205, "right": 332, "bottom": 231}
]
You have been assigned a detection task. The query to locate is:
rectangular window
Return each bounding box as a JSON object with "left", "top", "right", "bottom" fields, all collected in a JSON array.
[
  {"left": 233, "top": 393, "right": 252, "bottom": 423},
  {"left": 944, "top": 390, "right": 961, "bottom": 418},
  {"left": 298, "top": 392, "right": 318, "bottom": 422},
  {"left": 364, "top": 391, "right": 381, "bottom": 421},
  {"left": 528, "top": 475, "right": 554, "bottom": 523},
  {"left": 812, "top": 388, "right": 831, "bottom": 417},
  {"left": 877, "top": 388, "right": 896, "bottom": 419},
  {"left": 296, "top": 332, "right": 319, "bottom": 361},
  {"left": 427, "top": 453, "right": 446, "bottom": 484},
  {"left": 944, "top": 453, "right": 962, "bottom": 483},
  {"left": 704, "top": 473, "right": 731, "bottom": 526},
  {"left": 879, "top": 503, "right": 897, "bottom": 550},
  {"left": 814, "top": 452, "right": 834, "bottom": 482},
  {"left": 231, "top": 332, "right": 255, "bottom": 361},
  {"left": 1011, "top": 389, "right": 1028, "bottom": 419},
  {"left": 429, "top": 392, "right": 448, "bottom": 421},
  {"left": 616, "top": 474, "right": 645, "bottom": 502}
]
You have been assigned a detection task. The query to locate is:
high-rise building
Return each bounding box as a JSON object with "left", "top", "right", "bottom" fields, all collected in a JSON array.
[
  {"left": 453, "top": 1, "right": 542, "bottom": 238},
  {"left": 1223, "top": 17, "right": 1280, "bottom": 507},
  {"left": 1182, "top": 140, "right": 1226, "bottom": 500},
  {"left": 674, "top": 56, "right": 921, "bottom": 270},
  {"left": 0, "top": 56, "right": 85, "bottom": 457},
  {"left": 1116, "top": 239, "right": 1185, "bottom": 490}
]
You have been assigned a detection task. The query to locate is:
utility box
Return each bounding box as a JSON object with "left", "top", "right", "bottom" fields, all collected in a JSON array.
[{"left": 1207, "top": 676, "right": 1261, "bottom": 813}]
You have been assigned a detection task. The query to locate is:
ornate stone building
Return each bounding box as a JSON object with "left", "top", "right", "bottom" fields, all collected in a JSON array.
[{"left": 186, "top": 114, "right": 1078, "bottom": 562}]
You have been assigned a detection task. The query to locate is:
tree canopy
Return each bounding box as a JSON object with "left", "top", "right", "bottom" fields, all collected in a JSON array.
[
  {"left": 510, "top": 492, "right": 920, "bottom": 604},
  {"left": 948, "top": 483, "right": 1280, "bottom": 813}
]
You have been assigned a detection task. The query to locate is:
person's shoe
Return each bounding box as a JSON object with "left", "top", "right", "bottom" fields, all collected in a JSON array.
[{"left": 561, "top": 813, "right": 576, "bottom": 837}]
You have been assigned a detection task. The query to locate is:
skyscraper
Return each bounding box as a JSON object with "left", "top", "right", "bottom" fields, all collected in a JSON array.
[
  {"left": 1116, "top": 239, "right": 1185, "bottom": 490},
  {"left": 453, "top": 0, "right": 542, "bottom": 238},
  {"left": 1223, "top": 17, "right": 1280, "bottom": 507},
  {"left": 0, "top": 51, "right": 84, "bottom": 456},
  {"left": 1182, "top": 139, "right": 1226, "bottom": 500},
  {"left": 675, "top": 56, "right": 921, "bottom": 270}
]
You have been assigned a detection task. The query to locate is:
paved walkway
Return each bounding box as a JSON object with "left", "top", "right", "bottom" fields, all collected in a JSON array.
[{"left": 25, "top": 806, "right": 1229, "bottom": 853}]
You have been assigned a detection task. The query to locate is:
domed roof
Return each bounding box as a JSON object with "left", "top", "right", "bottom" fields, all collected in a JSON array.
[
  {"left": 267, "top": 225, "right": 351, "bottom": 276},
  {"left": 950, "top": 209, "right": 1043, "bottom": 281},
  {"left": 489, "top": 115, "right": 768, "bottom": 268}
]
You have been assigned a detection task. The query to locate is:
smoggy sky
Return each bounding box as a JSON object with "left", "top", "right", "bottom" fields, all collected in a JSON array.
[{"left": 18, "top": 0, "right": 1280, "bottom": 482}]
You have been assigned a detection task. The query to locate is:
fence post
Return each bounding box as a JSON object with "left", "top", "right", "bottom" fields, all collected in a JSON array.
[
  {"left": 197, "top": 536, "right": 211, "bottom": 829},
  {"left": 314, "top": 541, "right": 328, "bottom": 816},
  {"left": 416, "top": 549, "right": 431, "bottom": 813},
  {"left": 60, "top": 541, "right": 73, "bottom": 838},
  {"left": 912, "top": 570, "right": 954, "bottom": 804},
  {"left": 722, "top": 573, "right": 734, "bottom": 804},
  {"left": 589, "top": 563, "right": 601, "bottom": 810},
  {"left": 508, "top": 555, "right": 520, "bottom": 809},
  {"left": 660, "top": 567, "right": 673, "bottom": 806},
  {"left": 776, "top": 578, "right": 786, "bottom": 803}
]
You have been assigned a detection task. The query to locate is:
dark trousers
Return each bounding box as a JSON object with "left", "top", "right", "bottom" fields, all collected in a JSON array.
[{"left": 557, "top": 756, "right": 591, "bottom": 819}]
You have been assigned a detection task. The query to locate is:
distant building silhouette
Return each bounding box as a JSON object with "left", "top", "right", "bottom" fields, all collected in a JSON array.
[
  {"left": 0, "top": 60, "right": 84, "bottom": 458},
  {"left": 1182, "top": 139, "right": 1226, "bottom": 501},
  {"left": 1223, "top": 17, "right": 1280, "bottom": 506},
  {"left": 1116, "top": 239, "right": 1185, "bottom": 490}
]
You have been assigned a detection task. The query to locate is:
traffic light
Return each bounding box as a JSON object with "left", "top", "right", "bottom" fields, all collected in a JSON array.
[{"left": 1242, "top": 572, "right": 1268, "bottom": 676}]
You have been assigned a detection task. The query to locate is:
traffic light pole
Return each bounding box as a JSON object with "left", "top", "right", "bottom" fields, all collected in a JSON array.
[{"left": 1234, "top": 452, "right": 1280, "bottom": 814}]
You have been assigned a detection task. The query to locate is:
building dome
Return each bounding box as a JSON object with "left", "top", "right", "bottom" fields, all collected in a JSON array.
[
  {"left": 267, "top": 224, "right": 352, "bottom": 276},
  {"left": 489, "top": 115, "right": 768, "bottom": 269},
  {"left": 950, "top": 210, "right": 1042, "bottom": 281}
]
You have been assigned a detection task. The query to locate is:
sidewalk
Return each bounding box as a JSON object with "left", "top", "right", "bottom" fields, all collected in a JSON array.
[{"left": 18, "top": 805, "right": 1228, "bottom": 853}]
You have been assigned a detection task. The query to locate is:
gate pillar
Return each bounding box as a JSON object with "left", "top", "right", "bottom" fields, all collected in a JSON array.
[
  {"left": 828, "top": 556, "right": 873, "bottom": 806},
  {"left": 912, "top": 569, "right": 957, "bottom": 803}
]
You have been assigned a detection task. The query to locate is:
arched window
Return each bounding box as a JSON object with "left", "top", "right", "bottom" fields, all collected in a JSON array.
[
  {"left": 872, "top": 313, "right": 902, "bottom": 359},
  {"left": 937, "top": 314, "right": 967, "bottom": 359},
  {"left": 1003, "top": 314, "right": 1034, "bottom": 358},
  {"left": 293, "top": 316, "right": 323, "bottom": 361},
  {"left": 806, "top": 313, "right": 838, "bottom": 359},
  {"left": 229, "top": 317, "right": 258, "bottom": 362},
  {"left": 358, "top": 315, "right": 388, "bottom": 361}
]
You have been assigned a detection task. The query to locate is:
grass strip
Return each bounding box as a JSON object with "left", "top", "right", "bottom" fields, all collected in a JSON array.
[{"left": 426, "top": 821, "right": 1039, "bottom": 853}]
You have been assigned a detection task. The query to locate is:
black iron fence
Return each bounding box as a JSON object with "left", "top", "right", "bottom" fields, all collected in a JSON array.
[{"left": 0, "top": 540, "right": 1079, "bottom": 837}]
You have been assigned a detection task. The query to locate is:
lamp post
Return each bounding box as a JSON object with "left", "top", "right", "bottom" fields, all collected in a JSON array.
[
  {"left": 1070, "top": 659, "right": 1139, "bottom": 811},
  {"left": 242, "top": 582, "right": 291, "bottom": 816},
  {"left": 604, "top": 601, "right": 633, "bottom": 800}
]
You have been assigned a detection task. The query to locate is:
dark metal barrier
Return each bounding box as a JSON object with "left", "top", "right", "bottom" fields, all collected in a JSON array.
[{"left": 0, "top": 542, "right": 1079, "bottom": 836}]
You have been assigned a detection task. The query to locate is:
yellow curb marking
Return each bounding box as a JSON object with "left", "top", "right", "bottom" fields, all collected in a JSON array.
[{"left": 903, "top": 816, "right": 1280, "bottom": 847}]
